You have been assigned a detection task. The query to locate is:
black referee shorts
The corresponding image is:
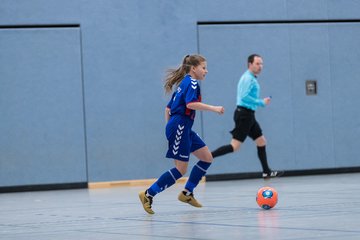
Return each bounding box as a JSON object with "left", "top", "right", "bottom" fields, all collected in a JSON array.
[{"left": 230, "top": 106, "right": 263, "bottom": 142}]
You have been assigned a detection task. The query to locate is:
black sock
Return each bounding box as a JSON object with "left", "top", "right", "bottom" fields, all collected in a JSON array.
[
  {"left": 211, "top": 144, "right": 234, "bottom": 158},
  {"left": 257, "top": 146, "right": 271, "bottom": 173}
]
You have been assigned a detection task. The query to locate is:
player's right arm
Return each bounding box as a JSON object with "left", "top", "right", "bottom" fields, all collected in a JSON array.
[{"left": 187, "top": 102, "right": 224, "bottom": 115}]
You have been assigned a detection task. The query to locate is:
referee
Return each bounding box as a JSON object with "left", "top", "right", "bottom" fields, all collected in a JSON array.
[{"left": 211, "top": 54, "right": 283, "bottom": 179}]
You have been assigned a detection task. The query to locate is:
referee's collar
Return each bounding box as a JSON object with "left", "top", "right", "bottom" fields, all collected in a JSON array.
[{"left": 247, "top": 70, "right": 257, "bottom": 78}]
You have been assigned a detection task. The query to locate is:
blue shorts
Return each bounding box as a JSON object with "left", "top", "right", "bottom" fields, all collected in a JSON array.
[{"left": 165, "top": 115, "right": 206, "bottom": 162}]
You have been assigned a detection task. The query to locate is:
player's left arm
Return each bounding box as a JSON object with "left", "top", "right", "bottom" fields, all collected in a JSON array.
[{"left": 165, "top": 107, "right": 171, "bottom": 123}]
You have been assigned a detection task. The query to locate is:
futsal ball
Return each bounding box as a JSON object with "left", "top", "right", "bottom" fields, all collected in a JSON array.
[{"left": 256, "top": 186, "right": 278, "bottom": 210}]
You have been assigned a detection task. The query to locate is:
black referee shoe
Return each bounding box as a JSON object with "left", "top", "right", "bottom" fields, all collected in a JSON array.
[{"left": 262, "top": 170, "right": 284, "bottom": 179}]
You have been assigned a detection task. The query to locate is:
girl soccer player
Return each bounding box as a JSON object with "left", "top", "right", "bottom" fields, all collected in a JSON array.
[{"left": 139, "top": 54, "right": 224, "bottom": 214}]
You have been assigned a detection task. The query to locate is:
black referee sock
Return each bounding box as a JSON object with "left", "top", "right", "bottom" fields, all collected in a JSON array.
[
  {"left": 257, "top": 146, "right": 271, "bottom": 173},
  {"left": 211, "top": 144, "right": 234, "bottom": 158}
]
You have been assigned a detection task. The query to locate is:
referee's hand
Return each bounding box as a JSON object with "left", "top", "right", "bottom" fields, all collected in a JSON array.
[{"left": 264, "top": 97, "right": 271, "bottom": 105}]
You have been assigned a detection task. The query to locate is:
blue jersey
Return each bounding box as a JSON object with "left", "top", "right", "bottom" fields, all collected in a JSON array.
[
  {"left": 236, "top": 70, "right": 265, "bottom": 111},
  {"left": 165, "top": 74, "right": 205, "bottom": 161},
  {"left": 166, "top": 74, "right": 201, "bottom": 120}
]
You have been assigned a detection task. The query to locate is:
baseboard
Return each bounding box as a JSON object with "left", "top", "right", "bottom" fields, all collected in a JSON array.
[
  {"left": 0, "top": 182, "right": 87, "bottom": 193},
  {"left": 206, "top": 166, "right": 360, "bottom": 182},
  {"left": 88, "top": 176, "right": 206, "bottom": 189},
  {"left": 0, "top": 177, "right": 207, "bottom": 193}
]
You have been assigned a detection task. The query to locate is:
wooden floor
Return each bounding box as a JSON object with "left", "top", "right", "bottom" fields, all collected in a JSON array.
[{"left": 1, "top": 173, "right": 360, "bottom": 240}]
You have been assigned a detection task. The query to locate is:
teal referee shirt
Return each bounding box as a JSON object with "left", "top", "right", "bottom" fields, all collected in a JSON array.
[{"left": 236, "top": 70, "right": 265, "bottom": 111}]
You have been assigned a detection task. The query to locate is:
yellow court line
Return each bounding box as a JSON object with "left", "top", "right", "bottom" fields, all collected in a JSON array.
[{"left": 88, "top": 177, "right": 206, "bottom": 189}]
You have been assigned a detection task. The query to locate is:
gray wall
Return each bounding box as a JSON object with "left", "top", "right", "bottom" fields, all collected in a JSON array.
[{"left": 0, "top": 0, "right": 359, "bottom": 187}]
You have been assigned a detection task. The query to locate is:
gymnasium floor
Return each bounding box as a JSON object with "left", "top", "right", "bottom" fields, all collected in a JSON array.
[{"left": 1, "top": 173, "right": 359, "bottom": 240}]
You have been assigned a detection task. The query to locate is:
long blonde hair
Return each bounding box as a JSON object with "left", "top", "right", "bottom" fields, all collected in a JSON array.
[{"left": 164, "top": 54, "right": 206, "bottom": 94}]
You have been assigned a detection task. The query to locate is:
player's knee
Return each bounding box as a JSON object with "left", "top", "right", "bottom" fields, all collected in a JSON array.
[
  {"left": 175, "top": 161, "right": 188, "bottom": 175},
  {"left": 177, "top": 167, "right": 187, "bottom": 175},
  {"left": 256, "top": 136, "right": 267, "bottom": 146},
  {"left": 231, "top": 141, "right": 241, "bottom": 152},
  {"left": 203, "top": 154, "right": 213, "bottom": 163},
  {"left": 198, "top": 150, "right": 213, "bottom": 163},
  {"left": 232, "top": 144, "right": 240, "bottom": 152}
]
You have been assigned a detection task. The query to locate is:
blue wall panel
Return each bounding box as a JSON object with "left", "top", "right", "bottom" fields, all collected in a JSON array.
[
  {"left": 288, "top": 24, "right": 335, "bottom": 169},
  {"left": 328, "top": 23, "right": 360, "bottom": 167},
  {"left": 195, "top": 0, "right": 288, "bottom": 22},
  {"left": 199, "top": 22, "right": 360, "bottom": 174},
  {"left": 286, "top": 0, "right": 328, "bottom": 20},
  {"left": 79, "top": 1, "right": 199, "bottom": 182},
  {"left": 327, "top": 0, "right": 360, "bottom": 19},
  {"left": 0, "top": 28, "right": 86, "bottom": 186},
  {"left": 198, "top": 24, "right": 295, "bottom": 174}
]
